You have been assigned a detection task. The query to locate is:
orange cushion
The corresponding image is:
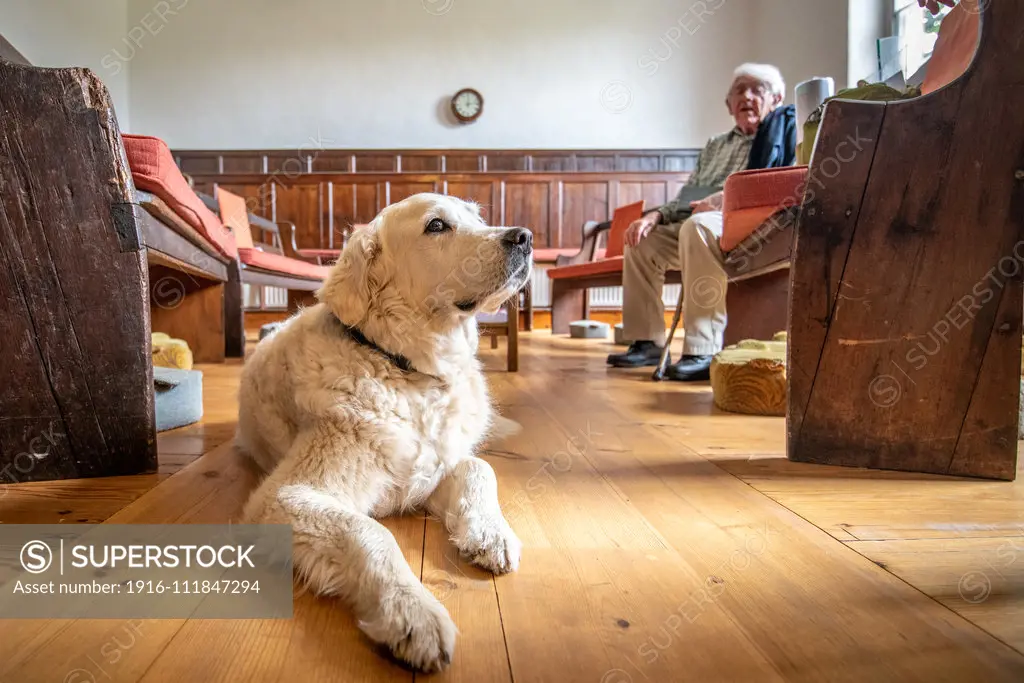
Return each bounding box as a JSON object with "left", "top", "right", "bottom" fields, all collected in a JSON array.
[
  {"left": 123, "top": 134, "right": 238, "bottom": 259},
  {"left": 548, "top": 256, "right": 624, "bottom": 280},
  {"left": 533, "top": 248, "right": 579, "bottom": 263},
  {"left": 922, "top": 4, "right": 979, "bottom": 95},
  {"left": 604, "top": 201, "right": 646, "bottom": 259},
  {"left": 238, "top": 248, "right": 331, "bottom": 280},
  {"left": 722, "top": 166, "right": 808, "bottom": 252},
  {"left": 216, "top": 188, "right": 255, "bottom": 249}
]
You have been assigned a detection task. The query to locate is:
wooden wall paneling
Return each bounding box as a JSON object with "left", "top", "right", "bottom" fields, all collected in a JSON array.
[
  {"left": 400, "top": 155, "right": 443, "bottom": 173},
  {"left": 550, "top": 180, "right": 562, "bottom": 249},
  {"left": 446, "top": 181, "right": 498, "bottom": 221},
  {"left": 174, "top": 148, "right": 703, "bottom": 176},
  {"left": 617, "top": 180, "right": 668, "bottom": 211},
  {"left": 354, "top": 182, "right": 381, "bottom": 224},
  {"left": 575, "top": 155, "right": 617, "bottom": 172},
  {"left": 663, "top": 153, "right": 699, "bottom": 172},
  {"left": 387, "top": 180, "right": 440, "bottom": 205},
  {"left": 561, "top": 181, "right": 610, "bottom": 249},
  {"left": 355, "top": 155, "right": 398, "bottom": 173},
  {"left": 617, "top": 155, "right": 661, "bottom": 172},
  {"left": 221, "top": 154, "right": 264, "bottom": 174},
  {"left": 178, "top": 156, "right": 219, "bottom": 175},
  {"left": 266, "top": 152, "right": 309, "bottom": 175},
  {"left": 531, "top": 154, "right": 576, "bottom": 172},
  {"left": 504, "top": 181, "right": 553, "bottom": 248},
  {"left": 272, "top": 182, "right": 321, "bottom": 250},
  {"left": 191, "top": 179, "right": 215, "bottom": 197},
  {"left": 487, "top": 153, "right": 530, "bottom": 173},
  {"left": 186, "top": 172, "right": 690, "bottom": 252},
  {"left": 327, "top": 181, "right": 350, "bottom": 247},
  {"left": 310, "top": 151, "right": 352, "bottom": 173},
  {"left": 446, "top": 154, "right": 482, "bottom": 172},
  {"left": 318, "top": 182, "right": 330, "bottom": 250}
]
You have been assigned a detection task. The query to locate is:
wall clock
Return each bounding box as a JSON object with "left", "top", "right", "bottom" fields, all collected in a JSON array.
[{"left": 451, "top": 88, "right": 483, "bottom": 123}]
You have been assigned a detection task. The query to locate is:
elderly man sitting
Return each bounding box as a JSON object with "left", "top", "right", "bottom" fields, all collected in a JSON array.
[{"left": 607, "top": 63, "right": 792, "bottom": 381}]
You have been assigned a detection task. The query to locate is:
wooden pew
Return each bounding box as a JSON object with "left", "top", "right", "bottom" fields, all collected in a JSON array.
[
  {"left": 0, "top": 58, "right": 157, "bottom": 481},
  {"left": 202, "top": 190, "right": 329, "bottom": 356},
  {"left": 135, "top": 191, "right": 230, "bottom": 363},
  {"left": 787, "top": 2, "right": 1022, "bottom": 480},
  {"left": 547, "top": 190, "right": 796, "bottom": 346}
]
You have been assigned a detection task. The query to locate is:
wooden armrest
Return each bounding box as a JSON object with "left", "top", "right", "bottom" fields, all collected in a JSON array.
[
  {"left": 555, "top": 220, "right": 611, "bottom": 267},
  {"left": 278, "top": 221, "right": 308, "bottom": 260},
  {"left": 722, "top": 205, "right": 799, "bottom": 280}
]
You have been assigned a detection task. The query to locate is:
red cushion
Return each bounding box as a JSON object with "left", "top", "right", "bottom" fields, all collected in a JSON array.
[
  {"left": 123, "top": 134, "right": 238, "bottom": 259},
  {"left": 238, "top": 248, "right": 331, "bottom": 280},
  {"left": 548, "top": 256, "right": 624, "bottom": 280},
  {"left": 722, "top": 166, "right": 808, "bottom": 252},
  {"left": 922, "top": 5, "right": 978, "bottom": 95},
  {"left": 533, "top": 248, "right": 579, "bottom": 263},
  {"left": 604, "top": 201, "right": 645, "bottom": 259}
]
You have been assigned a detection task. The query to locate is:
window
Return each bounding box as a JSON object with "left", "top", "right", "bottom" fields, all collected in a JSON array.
[{"left": 893, "top": 0, "right": 951, "bottom": 78}]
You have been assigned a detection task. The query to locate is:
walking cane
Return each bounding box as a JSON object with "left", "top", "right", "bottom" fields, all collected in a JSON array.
[{"left": 651, "top": 287, "right": 685, "bottom": 381}]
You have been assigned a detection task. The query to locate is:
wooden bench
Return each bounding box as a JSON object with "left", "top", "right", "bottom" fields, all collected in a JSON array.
[
  {"left": 136, "top": 191, "right": 231, "bottom": 363},
  {"left": 203, "top": 189, "right": 330, "bottom": 356},
  {"left": 788, "top": 1, "right": 1022, "bottom": 480},
  {"left": 547, "top": 181, "right": 799, "bottom": 347},
  {"left": 0, "top": 59, "right": 159, "bottom": 481},
  {"left": 122, "top": 134, "right": 242, "bottom": 364}
]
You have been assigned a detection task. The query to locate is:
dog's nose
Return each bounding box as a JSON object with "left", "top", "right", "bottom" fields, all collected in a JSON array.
[{"left": 503, "top": 227, "right": 533, "bottom": 251}]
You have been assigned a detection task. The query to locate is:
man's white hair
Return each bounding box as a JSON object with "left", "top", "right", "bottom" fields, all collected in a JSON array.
[{"left": 731, "top": 63, "right": 786, "bottom": 99}]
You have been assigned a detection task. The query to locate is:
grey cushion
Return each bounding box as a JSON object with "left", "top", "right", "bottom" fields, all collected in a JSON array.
[
  {"left": 154, "top": 367, "right": 203, "bottom": 432},
  {"left": 569, "top": 320, "right": 610, "bottom": 339}
]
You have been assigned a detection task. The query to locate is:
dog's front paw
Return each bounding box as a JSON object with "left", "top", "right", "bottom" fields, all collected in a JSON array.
[
  {"left": 457, "top": 519, "right": 522, "bottom": 575},
  {"left": 360, "top": 588, "right": 457, "bottom": 673}
]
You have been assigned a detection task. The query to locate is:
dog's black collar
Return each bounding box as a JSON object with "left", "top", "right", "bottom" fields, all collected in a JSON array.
[{"left": 331, "top": 315, "right": 417, "bottom": 374}]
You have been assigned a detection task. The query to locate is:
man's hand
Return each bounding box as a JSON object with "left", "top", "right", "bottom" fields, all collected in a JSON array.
[
  {"left": 917, "top": 0, "right": 956, "bottom": 14},
  {"left": 689, "top": 191, "right": 724, "bottom": 215},
  {"left": 624, "top": 213, "right": 659, "bottom": 248}
]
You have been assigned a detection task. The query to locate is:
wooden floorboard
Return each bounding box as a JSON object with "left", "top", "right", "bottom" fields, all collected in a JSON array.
[{"left": 0, "top": 332, "right": 1022, "bottom": 682}]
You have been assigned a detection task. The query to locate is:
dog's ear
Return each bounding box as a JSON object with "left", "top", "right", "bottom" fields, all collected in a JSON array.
[{"left": 316, "top": 227, "right": 381, "bottom": 325}]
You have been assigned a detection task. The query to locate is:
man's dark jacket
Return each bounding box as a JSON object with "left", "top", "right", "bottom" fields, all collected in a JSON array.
[{"left": 747, "top": 104, "right": 797, "bottom": 170}]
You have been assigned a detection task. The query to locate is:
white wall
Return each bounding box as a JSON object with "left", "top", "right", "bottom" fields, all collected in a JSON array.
[
  {"left": 126, "top": 0, "right": 767, "bottom": 149},
  {"left": 1, "top": 0, "right": 865, "bottom": 150},
  {"left": 749, "top": 0, "right": 851, "bottom": 100},
  {"left": 1, "top": 0, "right": 132, "bottom": 130}
]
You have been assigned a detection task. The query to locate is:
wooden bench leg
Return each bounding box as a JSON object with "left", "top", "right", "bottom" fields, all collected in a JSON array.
[
  {"left": 224, "top": 261, "right": 245, "bottom": 358},
  {"left": 523, "top": 282, "right": 533, "bottom": 332},
  {"left": 149, "top": 265, "right": 226, "bottom": 363},
  {"left": 551, "top": 280, "right": 585, "bottom": 335},
  {"left": 507, "top": 295, "right": 519, "bottom": 372},
  {"left": 723, "top": 269, "right": 790, "bottom": 347}
]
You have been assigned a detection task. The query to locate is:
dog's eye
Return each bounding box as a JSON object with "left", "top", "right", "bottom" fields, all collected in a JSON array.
[{"left": 424, "top": 218, "right": 450, "bottom": 234}]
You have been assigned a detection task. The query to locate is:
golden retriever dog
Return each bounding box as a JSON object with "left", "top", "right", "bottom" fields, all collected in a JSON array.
[{"left": 237, "top": 193, "right": 532, "bottom": 672}]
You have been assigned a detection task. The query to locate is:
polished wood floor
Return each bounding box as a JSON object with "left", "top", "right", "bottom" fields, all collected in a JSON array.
[{"left": 2, "top": 331, "right": 1023, "bottom": 682}]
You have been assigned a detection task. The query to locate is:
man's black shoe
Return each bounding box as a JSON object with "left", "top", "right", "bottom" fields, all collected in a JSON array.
[
  {"left": 666, "top": 354, "right": 713, "bottom": 381},
  {"left": 607, "top": 341, "right": 666, "bottom": 368}
]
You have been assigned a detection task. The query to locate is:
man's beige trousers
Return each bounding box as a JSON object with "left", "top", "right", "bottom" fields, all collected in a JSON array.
[{"left": 621, "top": 211, "right": 726, "bottom": 355}]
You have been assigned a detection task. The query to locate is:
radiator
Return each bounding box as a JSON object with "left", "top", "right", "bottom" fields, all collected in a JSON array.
[
  {"left": 530, "top": 265, "right": 680, "bottom": 309},
  {"left": 243, "top": 284, "right": 288, "bottom": 310},
  {"left": 246, "top": 272, "right": 680, "bottom": 312}
]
